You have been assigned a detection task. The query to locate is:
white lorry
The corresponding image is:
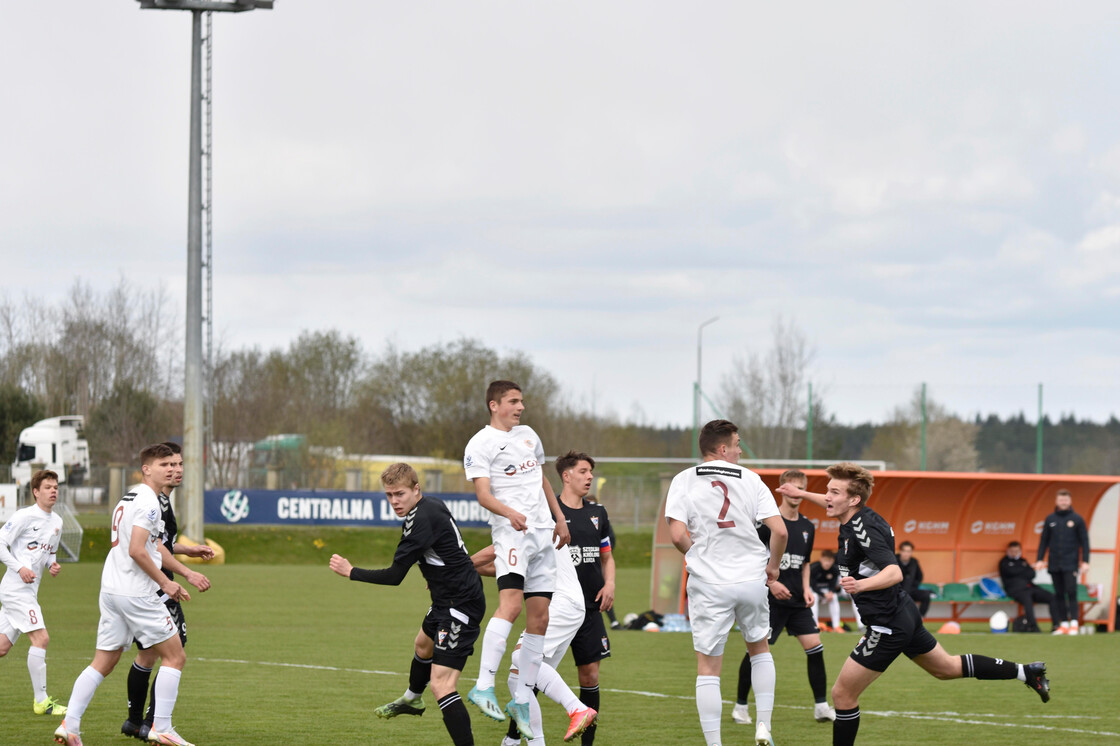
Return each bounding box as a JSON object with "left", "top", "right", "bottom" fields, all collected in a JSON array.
[{"left": 11, "top": 415, "right": 90, "bottom": 487}]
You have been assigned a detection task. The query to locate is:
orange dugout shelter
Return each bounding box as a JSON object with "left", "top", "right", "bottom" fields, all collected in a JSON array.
[{"left": 652, "top": 470, "right": 1120, "bottom": 632}]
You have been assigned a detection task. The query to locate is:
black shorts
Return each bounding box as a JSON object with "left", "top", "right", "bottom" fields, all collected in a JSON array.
[
  {"left": 136, "top": 598, "right": 186, "bottom": 651},
  {"left": 421, "top": 596, "right": 485, "bottom": 671},
  {"left": 848, "top": 601, "right": 937, "bottom": 673},
  {"left": 570, "top": 608, "right": 611, "bottom": 667},
  {"left": 768, "top": 603, "right": 818, "bottom": 644}
]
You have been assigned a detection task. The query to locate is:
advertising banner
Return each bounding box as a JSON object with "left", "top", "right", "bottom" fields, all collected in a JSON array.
[{"left": 204, "top": 489, "right": 491, "bottom": 528}]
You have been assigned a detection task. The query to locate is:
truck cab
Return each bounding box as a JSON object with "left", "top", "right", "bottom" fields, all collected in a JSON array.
[{"left": 11, "top": 415, "right": 90, "bottom": 486}]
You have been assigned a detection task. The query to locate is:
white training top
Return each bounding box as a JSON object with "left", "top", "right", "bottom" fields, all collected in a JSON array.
[
  {"left": 463, "top": 424, "right": 552, "bottom": 529},
  {"left": 0, "top": 505, "right": 63, "bottom": 596},
  {"left": 664, "top": 460, "right": 780, "bottom": 585},
  {"left": 101, "top": 484, "right": 164, "bottom": 597}
]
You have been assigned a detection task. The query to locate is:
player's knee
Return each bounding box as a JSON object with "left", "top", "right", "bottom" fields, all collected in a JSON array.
[
  {"left": 577, "top": 665, "right": 598, "bottom": 688},
  {"left": 831, "top": 682, "right": 856, "bottom": 709}
]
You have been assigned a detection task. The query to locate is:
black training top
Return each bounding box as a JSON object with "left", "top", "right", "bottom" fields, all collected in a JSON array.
[
  {"left": 999, "top": 555, "right": 1037, "bottom": 595},
  {"left": 157, "top": 491, "right": 178, "bottom": 583},
  {"left": 836, "top": 506, "right": 906, "bottom": 626},
  {"left": 349, "top": 496, "right": 484, "bottom": 608},
  {"left": 560, "top": 498, "right": 613, "bottom": 609},
  {"left": 758, "top": 513, "right": 815, "bottom": 608},
  {"left": 1037, "top": 508, "right": 1090, "bottom": 572}
]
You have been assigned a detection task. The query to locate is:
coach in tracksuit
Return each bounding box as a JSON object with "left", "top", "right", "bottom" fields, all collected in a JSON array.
[{"left": 1035, "top": 489, "right": 1090, "bottom": 634}]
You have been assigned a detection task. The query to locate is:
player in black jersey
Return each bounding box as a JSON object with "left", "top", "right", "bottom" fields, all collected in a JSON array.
[
  {"left": 734, "top": 469, "right": 835, "bottom": 727},
  {"left": 800, "top": 463, "right": 1050, "bottom": 746},
  {"left": 556, "top": 452, "right": 614, "bottom": 746},
  {"left": 330, "top": 463, "right": 484, "bottom": 746},
  {"left": 122, "top": 441, "right": 214, "bottom": 741}
]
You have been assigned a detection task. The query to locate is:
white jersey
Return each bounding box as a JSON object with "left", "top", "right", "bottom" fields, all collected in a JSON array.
[
  {"left": 664, "top": 460, "right": 779, "bottom": 585},
  {"left": 463, "top": 424, "right": 552, "bottom": 529},
  {"left": 555, "top": 542, "right": 585, "bottom": 607},
  {"left": 101, "top": 484, "right": 164, "bottom": 597},
  {"left": 0, "top": 505, "right": 63, "bottom": 596}
]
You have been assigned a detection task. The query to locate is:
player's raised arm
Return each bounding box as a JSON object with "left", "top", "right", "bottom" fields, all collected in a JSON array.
[{"left": 776, "top": 481, "right": 827, "bottom": 509}]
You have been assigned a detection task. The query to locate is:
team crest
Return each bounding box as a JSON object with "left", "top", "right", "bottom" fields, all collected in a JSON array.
[
  {"left": 802, "top": 531, "right": 809, "bottom": 543},
  {"left": 601, "top": 636, "right": 609, "bottom": 651},
  {"left": 525, "top": 439, "right": 534, "bottom": 448},
  {"left": 438, "top": 629, "right": 448, "bottom": 647},
  {"left": 590, "top": 516, "right": 600, "bottom": 530}
]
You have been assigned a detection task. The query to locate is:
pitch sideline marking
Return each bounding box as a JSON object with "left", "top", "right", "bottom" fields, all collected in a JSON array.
[{"left": 194, "top": 657, "right": 1120, "bottom": 738}]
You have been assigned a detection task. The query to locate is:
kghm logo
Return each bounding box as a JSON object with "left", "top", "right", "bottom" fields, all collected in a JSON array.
[{"left": 221, "top": 490, "right": 251, "bottom": 523}]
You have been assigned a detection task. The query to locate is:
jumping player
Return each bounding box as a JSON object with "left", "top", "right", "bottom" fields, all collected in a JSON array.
[
  {"left": 665, "top": 419, "right": 787, "bottom": 746},
  {"left": 0, "top": 469, "right": 67, "bottom": 716},
  {"left": 54, "top": 443, "right": 195, "bottom": 746},
  {"left": 463, "top": 380, "right": 570, "bottom": 738},
  {"left": 819, "top": 462, "right": 1050, "bottom": 745},
  {"left": 329, "top": 462, "right": 484, "bottom": 746},
  {"left": 734, "top": 468, "right": 835, "bottom": 727},
  {"left": 122, "top": 442, "right": 214, "bottom": 740},
  {"left": 555, "top": 451, "right": 614, "bottom": 746}
]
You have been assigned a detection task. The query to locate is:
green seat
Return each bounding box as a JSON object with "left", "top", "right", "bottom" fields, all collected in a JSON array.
[
  {"left": 920, "top": 582, "right": 941, "bottom": 598},
  {"left": 941, "top": 583, "right": 972, "bottom": 602},
  {"left": 1039, "top": 583, "right": 1055, "bottom": 594},
  {"left": 1077, "top": 584, "right": 1094, "bottom": 602}
]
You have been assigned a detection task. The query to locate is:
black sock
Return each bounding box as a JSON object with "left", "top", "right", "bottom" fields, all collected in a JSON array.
[
  {"left": 438, "top": 692, "right": 474, "bottom": 746},
  {"left": 736, "top": 651, "right": 752, "bottom": 704},
  {"left": 126, "top": 663, "right": 152, "bottom": 724},
  {"left": 506, "top": 717, "right": 521, "bottom": 741},
  {"left": 834, "top": 706, "right": 860, "bottom": 746},
  {"left": 806, "top": 644, "right": 828, "bottom": 703},
  {"left": 960, "top": 654, "right": 1017, "bottom": 680},
  {"left": 409, "top": 654, "right": 433, "bottom": 695},
  {"left": 579, "top": 685, "right": 600, "bottom": 745},
  {"left": 144, "top": 670, "right": 157, "bottom": 726},
  {"left": 606, "top": 608, "right": 618, "bottom": 624}
]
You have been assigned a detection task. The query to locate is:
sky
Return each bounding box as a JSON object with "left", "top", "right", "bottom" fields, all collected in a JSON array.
[{"left": 2, "top": 2, "right": 1119, "bottom": 429}]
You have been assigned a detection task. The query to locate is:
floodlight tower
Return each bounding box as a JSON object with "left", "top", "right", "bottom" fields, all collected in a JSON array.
[{"left": 138, "top": 0, "right": 273, "bottom": 544}]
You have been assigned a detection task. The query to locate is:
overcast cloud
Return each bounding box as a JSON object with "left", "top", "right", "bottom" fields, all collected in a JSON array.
[{"left": 2, "top": 2, "right": 1119, "bottom": 429}]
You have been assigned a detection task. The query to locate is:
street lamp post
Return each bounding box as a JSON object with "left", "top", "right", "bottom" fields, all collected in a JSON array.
[{"left": 692, "top": 316, "right": 720, "bottom": 460}]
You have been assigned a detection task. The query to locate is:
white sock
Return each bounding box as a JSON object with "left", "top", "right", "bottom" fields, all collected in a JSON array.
[
  {"left": 477, "top": 618, "right": 513, "bottom": 690},
  {"left": 63, "top": 666, "right": 105, "bottom": 733},
  {"left": 152, "top": 666, "right": 182, "bottom": 732},
  {"left": 829, "top": 596, "right": 842, "bottom": 629},
  {"left": 1016, "top": 664, "right": 1026, "bottom": 682},
  {"left": 28, "top": 646, "right": 48, "bottom": 701},
  {"left": 403, "top": 689, "right": 422, "bottom": 701},
  {"left": 750, "top": 652, "right": 776, "bottom": 729},
  {"left": 696, "top": 674, "right": 722, "bottom": 746},
  {"left": 535, "top": 659, "right": 582, "bottom": 713},
  {"left": 515, "top": 633, "right": 545, "bottom": 705}
]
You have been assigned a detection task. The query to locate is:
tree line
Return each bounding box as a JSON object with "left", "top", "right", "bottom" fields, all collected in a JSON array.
[{"left": 1, "top": 287, "right": 1116, "bottom": 476}]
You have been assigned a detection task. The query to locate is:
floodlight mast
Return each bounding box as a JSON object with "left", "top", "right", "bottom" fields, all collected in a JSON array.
[{"left": 137, "top": 0, "right": 273, "bottom": 546}]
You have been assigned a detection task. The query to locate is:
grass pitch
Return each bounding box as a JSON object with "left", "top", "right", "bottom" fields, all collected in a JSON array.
[{"left": 2, "top": 562, "right": 1118, "bottom": 745}]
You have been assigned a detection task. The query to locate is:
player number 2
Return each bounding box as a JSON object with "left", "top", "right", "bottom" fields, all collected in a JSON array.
[
  {"left": 109, "top": 504, "right": 125, "bottom": 547},
  {"left": 711, "top": 481, "right": 736, "bottom": 529}
]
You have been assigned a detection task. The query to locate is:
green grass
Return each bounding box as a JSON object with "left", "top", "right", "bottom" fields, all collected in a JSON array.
[{"left": 3, "top": 561, "right": 1119, "bottom": 745}]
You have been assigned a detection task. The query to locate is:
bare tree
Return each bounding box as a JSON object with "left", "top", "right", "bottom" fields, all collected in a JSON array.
[
  {"left": 862, "top": 387, "right": 979, "bottom": 471},
  {"left": 719, "top": 316, "right": 814, "bottom": 459}
]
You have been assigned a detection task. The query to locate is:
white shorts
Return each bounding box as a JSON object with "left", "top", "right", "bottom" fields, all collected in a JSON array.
[
  {"left": 492, "top": 525, "right": 556, "bottom": 594},
  {"left": 96, "top": 592, "right": 178, "bottom": 651},
  {"left": 687, "top": 576, "right": 770, "bottom": 656},
  {"left": 0, "top": 585, "right": 45, "bottom": 636}
]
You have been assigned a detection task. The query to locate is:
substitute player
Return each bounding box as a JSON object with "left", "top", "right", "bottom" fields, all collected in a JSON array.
[
  {"left": 54, "top": 443, "right": 195, "bottom": 746},
  {"left": 665, "top": 419, "right": 787, "bottom": 746},
  {"left": 122, "top": 442, "right": 213, "bottom": 740},
  {"left": 0, "top": 469, "right": 67, "bottom": 716},
  {"left": 734, "top": 468, "right": 835, "bottom": 726},
  {"left": 472, "top": 542, "right": 598, "bottom": 745},
  {"left": 329, "top": 463, "right": 483, "bottom": 746},
  {"left": 555, "top": 451, "right": 614, "bottom": 746},
  {"left": 463, "top": 380, "right": 570, "bottom": 737},
  {"left": 819, "top": 462, "right": 1050, "bottom": 745}
]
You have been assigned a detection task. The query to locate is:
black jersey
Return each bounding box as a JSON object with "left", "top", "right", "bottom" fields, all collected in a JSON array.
[
  {"left": 390, "top": 496, "right": 484, "bottom": 608},
  {"left": 810, "top": 561, "right": 840, "bottom": 594},
  {"left": 560, "top": 498, "right": 613, "bottom": 609},
  {"left": 156, "top": 491, "right": 178, "bottom": 582},
  {"left": 758, "top": 513, "right": 815, "bottom": 607},
  {"left": 836, "top": 506, "right": 907, "bottom": 626}
]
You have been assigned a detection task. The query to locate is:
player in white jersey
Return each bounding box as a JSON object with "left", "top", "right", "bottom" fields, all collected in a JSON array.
[
  {"left": 0, "top": 469, "right": 67, "bottom": 716},
  {"left": 473, "top": 541, "right": 598, "bottom": 745},
  {"left": 53, "top": 444, "right": 197, "bottom": 746},
  {"left": 463, "top": 380, "right": 570, "bottom": 739},
  {"left": 664, "top": 419, "right": 787, "bottom": 746}
]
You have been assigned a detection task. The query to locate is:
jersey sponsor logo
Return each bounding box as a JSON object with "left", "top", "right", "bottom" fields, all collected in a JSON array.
[
  {"left": 504, "top": 464, "right": 517, "bottom": 476},
  {"left": 567, "top": 546, "right": 581, "bottom": 565},
  {"left": 220, "top": 490, "right": 251, "bottom": 523},
  {"left": 695, "top": 465, "right": 742, "bottom": 478},
  {"left": 26, "top": 540, "right": 39, "bottom": 551}
]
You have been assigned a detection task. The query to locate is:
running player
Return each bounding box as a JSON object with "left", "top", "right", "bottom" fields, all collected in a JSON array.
[
  {"left": 0, "top": 469, "right": 67, "bottom": 716},
  {"left": 555, "top": 451, "right": 613, "bottom": 746},
  {"left": 122, "top": 442, "right": 214, "bottom": 740},
  {"left": 664, "top": 419, "right": 787, "bottom": 746},
  {"left": 330, "top": 463, "right": 483, "bottom": 746},
  {"left": 734, "top": 468, "right": 835, "bottom": 727},
  {"left": 463, "top": 380, "right": 570, "bottom": 738},
  {"left": 54, "top": 443, "right": 195, "bottom": 746},
  {"left": 472, "top": 541, "right": 598, "bottom": 745},
  {"left": 820, "top": 462, "right": 1050, "bottom": 745}
]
